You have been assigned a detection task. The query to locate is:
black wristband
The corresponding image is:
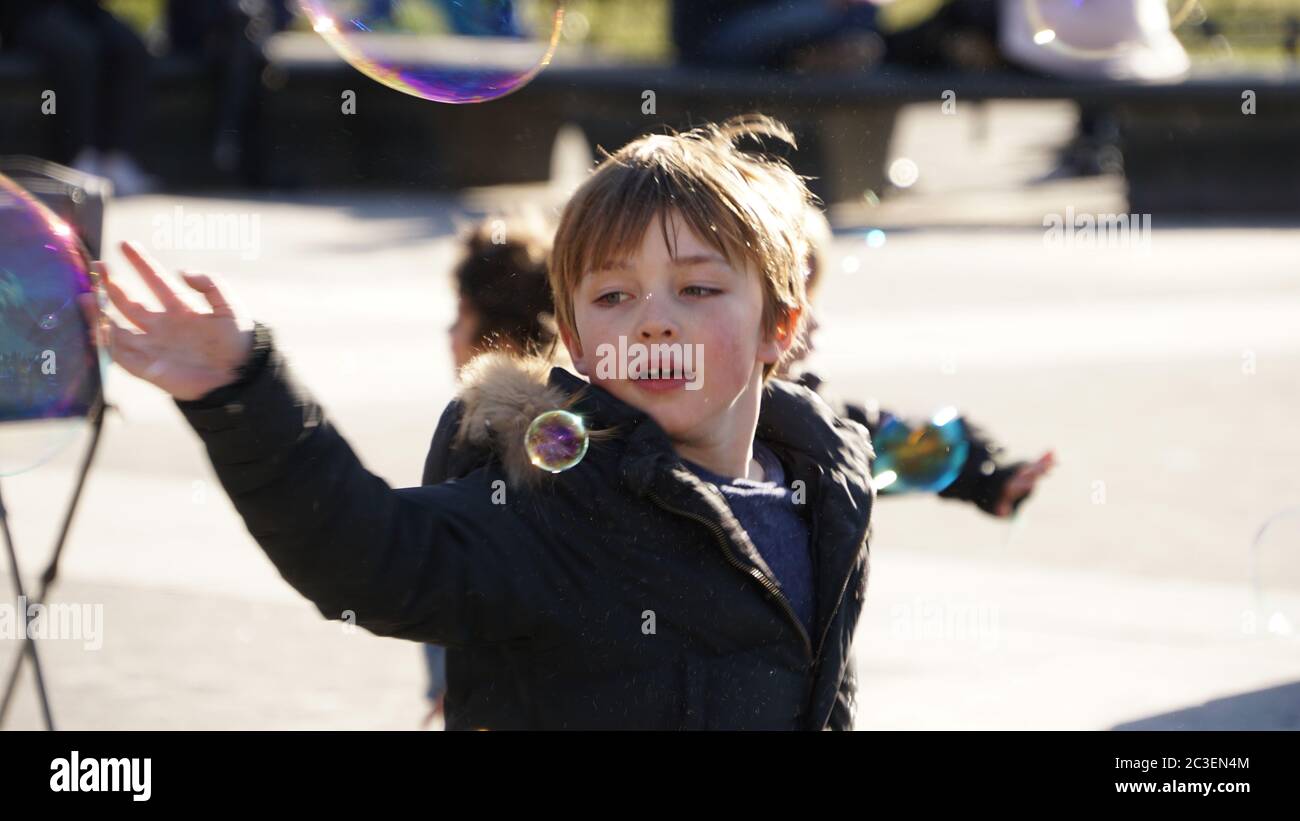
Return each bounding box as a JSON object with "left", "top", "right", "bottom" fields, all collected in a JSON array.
[{"left": 232, "top": 321, "right": 273, "bottom": 386}]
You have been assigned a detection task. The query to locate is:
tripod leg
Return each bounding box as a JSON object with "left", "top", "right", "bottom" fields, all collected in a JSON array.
[
  {"left": 0, "top": 482, "right": 57, "bottom": 730},
  {"left": 0, "top": 402, "right": 106, "bottom": 729}
]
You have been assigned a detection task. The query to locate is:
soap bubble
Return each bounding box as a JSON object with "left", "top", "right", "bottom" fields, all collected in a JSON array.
[
  {"left": 1248, "top": 507, "right": 1300, "bottom": 640},
  {"left": 297, "top": 0, "right": 565, "bottom": 103},
  {"left": 872, "top": 406, "right": 969, "bottom": 494},
  {"left": 0, "top": 173, "right": 105, "bottom": 477},
  {"left": 525, "top": 409, "right": 588, "bottom": 473}
]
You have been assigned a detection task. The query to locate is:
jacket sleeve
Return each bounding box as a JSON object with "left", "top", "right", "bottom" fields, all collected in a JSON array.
[
  {"left": 421, "top": 399, "right": 463, "bottom": 486},
  {"left": 849, "top": 400, "right": 1028, "bottom": 518},
  {"left": 934, "top": 415, "right": 1029, "bottom": 516},
  {"left": 174, "top": 334, "right": 555, "bottom": 648},
  {"left": 796, "top": 373, "right": 1031, "bottom": 516},
  {"left": 421, "top": 398, "right": 493, "bottom": 487}
]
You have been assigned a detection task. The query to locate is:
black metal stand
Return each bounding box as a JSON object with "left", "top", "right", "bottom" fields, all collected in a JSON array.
[{"left": 0, "top": 398, "right": 109, "bottom": 730}]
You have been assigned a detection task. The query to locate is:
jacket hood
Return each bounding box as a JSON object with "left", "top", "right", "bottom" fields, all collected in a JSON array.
[{"left": 450, "top": 351, "right": 584, "bottom": 489}]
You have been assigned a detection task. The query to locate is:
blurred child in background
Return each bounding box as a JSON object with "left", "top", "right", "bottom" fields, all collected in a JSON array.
[{"left": 420, "top": 212, "right": 559, "bottom": 729}]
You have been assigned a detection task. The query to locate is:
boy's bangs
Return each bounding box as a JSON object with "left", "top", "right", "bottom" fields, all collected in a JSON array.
[{"left": 571, "top": 164, "right": 751, "bottom": 282}]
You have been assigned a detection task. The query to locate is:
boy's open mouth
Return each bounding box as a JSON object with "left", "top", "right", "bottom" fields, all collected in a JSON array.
[
  {"left": 595, "top": 340, "right": 705, "bottom": 391},
  {"left": 629, "top": 363, "right": 694, "bottom": 392},
  {"left": 630, "top": 372, "right": 690, "bottom": 393},
  {"left": 632, "top": 369, "right": 694, "bottom": 380}
]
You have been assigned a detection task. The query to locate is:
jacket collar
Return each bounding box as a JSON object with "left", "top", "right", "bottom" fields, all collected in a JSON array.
[{"left": 547, "top": 365, "right": 874, "bottom": 499}]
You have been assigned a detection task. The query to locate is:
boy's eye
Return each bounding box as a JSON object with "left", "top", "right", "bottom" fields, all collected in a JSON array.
[
  {"left": 595, "top": 291, "right": 628, "bottom": 306},
  {"left": 682, "top": 286, "right": 722, "bottom": 297}
]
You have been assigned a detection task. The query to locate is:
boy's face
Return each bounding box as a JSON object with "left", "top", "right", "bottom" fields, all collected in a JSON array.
[{"left": 562, "top": 212, "right": 796, "bottom": 454}]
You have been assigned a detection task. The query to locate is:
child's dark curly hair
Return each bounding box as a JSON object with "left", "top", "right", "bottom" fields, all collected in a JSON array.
[{"left": 454, "top": 215, "right": 557, "bottom": 358}]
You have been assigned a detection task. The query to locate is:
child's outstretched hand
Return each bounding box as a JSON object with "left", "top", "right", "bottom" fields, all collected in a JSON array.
[
  {"left": 79, "top": 241, "right": 255, "bottom": 402},
  {"left": 995, "top": 451, "right": 1056, "bottom": 517}
]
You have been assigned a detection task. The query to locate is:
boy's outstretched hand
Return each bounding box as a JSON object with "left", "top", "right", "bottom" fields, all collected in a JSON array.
[
  {"left": 79, "top": 241, "right": 255, "bottom": 402},
  {"left": 995, "top": 451, "right": 1056, "bottom": 517}
]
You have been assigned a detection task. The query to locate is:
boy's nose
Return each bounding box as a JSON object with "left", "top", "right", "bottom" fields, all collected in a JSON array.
[
  {"left": 635, "top": 293, "right": 680, "bottom": 340},
  {"left": 637, "top": 317, "right": 678, "bottom": 341}
]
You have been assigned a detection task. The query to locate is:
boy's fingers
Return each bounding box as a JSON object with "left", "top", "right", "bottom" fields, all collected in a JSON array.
[
  {"left": 105, "top": 323, "right": 151, "bottom": 376},
  {"left": 180, "top": 271, "right": 234, "bottom": 318},
  {"left": 120, "top": 241, "right": 187, "bottom": 314},
  {"left": 104, "top": 278, "right": 158, "bottom": 331}
]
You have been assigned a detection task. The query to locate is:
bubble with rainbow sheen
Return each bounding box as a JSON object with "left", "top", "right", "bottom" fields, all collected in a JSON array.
[
  {"left": 0, "top": 173, "right": 106, "bottom": 477},
  {"left": 525, "top": 409, "right": 588, "bottom": 473},
  {"left": 872, "top": 407, "right": 969, "bottom": 495},
  {"left": 297, "top": 0, "right": 565, "bottom": 104}
]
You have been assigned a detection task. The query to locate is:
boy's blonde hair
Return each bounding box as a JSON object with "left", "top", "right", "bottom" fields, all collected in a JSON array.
[{"left": 549, "top": 114, "right": 817, "bottom": 381}]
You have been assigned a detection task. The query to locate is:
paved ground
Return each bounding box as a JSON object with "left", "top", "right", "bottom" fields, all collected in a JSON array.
[{"left": 3, "top": 101, "right": 1299, "bottom": 730}]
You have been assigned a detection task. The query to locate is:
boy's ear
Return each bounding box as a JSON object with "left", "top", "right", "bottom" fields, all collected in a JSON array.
[
  {"left": 560, "top": 324, "right": 590, "bottom": 376},
  {"left": 758, "top": 306, "right": 803, "bottom": 365}
]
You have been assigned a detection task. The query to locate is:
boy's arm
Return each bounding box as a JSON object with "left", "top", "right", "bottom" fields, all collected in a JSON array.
[
  {"left": 175, "top": 333, "right": 550, "bottom": 647},
  {"left": 421, "top": 400, "right": 463, "bottom": 486},
  {"left": 421, "top": 398, "right": 492, "bottom": 487},
  {"left": 835, "top": 394, "right": 1030, "bottom": 517},
  {"left": 933, "top": 416, "right": 1029, "bottom": 517}
]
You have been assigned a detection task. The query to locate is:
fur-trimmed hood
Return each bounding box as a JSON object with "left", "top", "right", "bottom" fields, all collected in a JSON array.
[{"left": 448, "top": 351, "right": 592, "bottom": 489}]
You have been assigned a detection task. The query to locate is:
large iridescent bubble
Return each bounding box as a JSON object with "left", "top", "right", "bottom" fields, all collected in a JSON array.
[
  {"left": 872, "top": 407, "right": 969, "bottom": 495},
  {"left": 0, "top": 173, "right": 105, "bottom": 477},
  {"left": 297, "top": 0, "right": 565, "bottom": 104},
  {"left": 525, "top": 409, "right": 587, "bottom": 473}
]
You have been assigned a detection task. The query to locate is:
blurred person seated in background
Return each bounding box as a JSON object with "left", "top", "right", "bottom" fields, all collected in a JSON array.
[
  {"left": 883, "top": 0, "right": 1189, "bottom": 178},
  {"left": 996, "top": 0, "right": 1190, "bottom": 178},
  {"left": 672, "top": 0, "right": 886, "bottom": 72},
  {"left": 167, "top": 0, "right": 289, "bottom": 185},
  {"left": 0, "top": 0, "right": 157, "bottom": 195}
]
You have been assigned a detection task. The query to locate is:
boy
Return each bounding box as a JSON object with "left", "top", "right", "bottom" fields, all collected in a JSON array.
[{"left": 92, "top": 115, "right": 873, "bottom": 730}]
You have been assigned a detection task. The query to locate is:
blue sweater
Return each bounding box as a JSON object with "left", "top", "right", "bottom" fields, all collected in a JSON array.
[{"left": 683, "top": 441, "right": 815, "bottom": 636}]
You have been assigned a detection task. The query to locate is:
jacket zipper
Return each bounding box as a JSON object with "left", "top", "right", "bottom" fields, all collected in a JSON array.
[{"left": 647, "top": 488, "right": 814, "bottom": 662}]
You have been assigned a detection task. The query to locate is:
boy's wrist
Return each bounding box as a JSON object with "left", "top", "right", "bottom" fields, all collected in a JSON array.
[{"left": 178, "top": 321, "right": 274, "bottom": 409}]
